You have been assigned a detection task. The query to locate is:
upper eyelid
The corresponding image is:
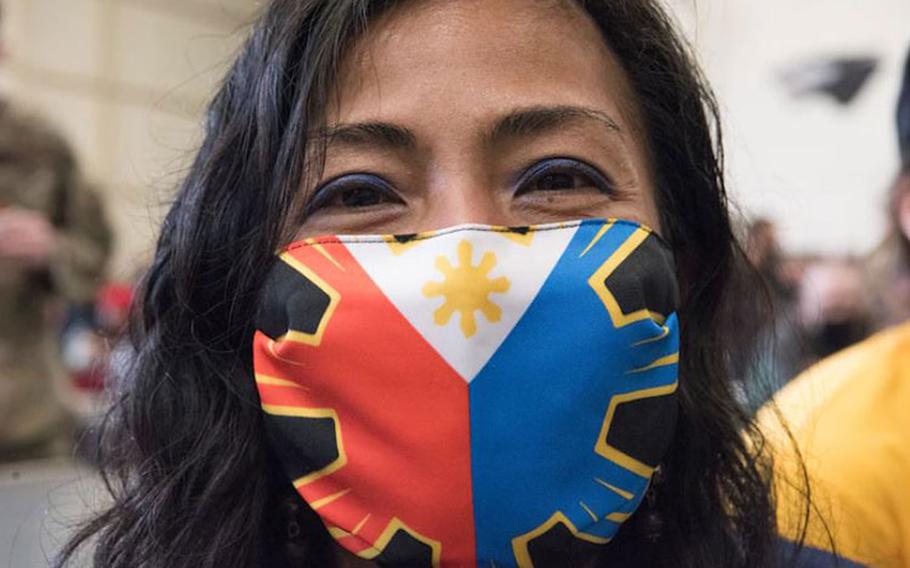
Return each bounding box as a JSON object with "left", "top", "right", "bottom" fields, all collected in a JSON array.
[
  {"left": 304, "top": 173, "right": 400, "bottom": 215},
  {"left": 514, "top": 157, "right": 615, "bottom": 190},
  {"left": 314, "top": 171, "right": 393, "bottom": 189},
  {"left": 308, "top": 173, "right": 397, "bottom": 203}
]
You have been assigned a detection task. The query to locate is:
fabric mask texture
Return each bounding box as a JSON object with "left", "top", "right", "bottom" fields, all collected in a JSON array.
[{"left": 253, "top": 219, "right": 681, "bottom": 567}]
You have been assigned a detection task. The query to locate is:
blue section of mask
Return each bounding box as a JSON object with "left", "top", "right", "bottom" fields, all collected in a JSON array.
[{"left": 469, "top": 219, "right": 680, "bottom": 566}]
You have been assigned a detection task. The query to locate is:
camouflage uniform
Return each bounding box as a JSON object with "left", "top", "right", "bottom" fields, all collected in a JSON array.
[{"left": 0, "top": 100, "right": 111, "bottom": 460}]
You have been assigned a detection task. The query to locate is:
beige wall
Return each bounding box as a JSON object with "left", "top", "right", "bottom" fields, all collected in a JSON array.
[
  {"left": 0, "top": 0, "right": 259, "bottom": 278},
  {"left": 672, "top": 0, "right": 910, "bottom": 256}
]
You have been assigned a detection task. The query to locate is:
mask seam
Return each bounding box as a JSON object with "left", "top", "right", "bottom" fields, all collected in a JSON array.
[{"left": 284, "top": 218, "right": 658, "bottom": 252}]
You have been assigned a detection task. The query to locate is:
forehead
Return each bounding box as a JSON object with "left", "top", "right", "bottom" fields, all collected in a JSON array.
[{"left": 328, "top": 0, "right": 646, "bottom": 141}]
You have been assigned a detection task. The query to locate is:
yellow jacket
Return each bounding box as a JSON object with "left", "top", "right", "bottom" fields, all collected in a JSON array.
[{"left": 758, "top": 322, "right": 910, "bottom": 567}]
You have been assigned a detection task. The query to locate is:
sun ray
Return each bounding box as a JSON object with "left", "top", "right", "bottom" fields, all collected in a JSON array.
[
  {"left": 480, "top": 300, "right": 502, "bottom": 322},
  {"left": 490, "top": 276, "right": 510, "bottom": 292},
  {"left": 626, "top": 352, "right": 679, "bottom": 374},
  {"left": 434, "top": 303, "right": 456, "bottom": 326},
  {"left": 461, "top": 311, "right": 478, "bottom": 337},
  {"left": 435, "top": 256, "right": 454, "bottom": 273},
  {"left": 580, "top": 501, "right": 599, "bottom": 523},
  {"left": 632, "top": 325, "right": 671, "bottom": 347},
  {"left": 478, "top": 251, "right": 497, "bottom": 273},
  {"left": 310, "top": 488, "right": 351, "bottom": 510},
  {"left": 457, "top": 240, "right": 473, "bottom": 264},
  {"left": 606, "top": 511, "right": 631, "bottom": 523},
  {"left": 352, "top": 514, "right": 371, "bottom": 535},
  {"left": 594, "top": 477, "right": 634, "bottom": 500}
]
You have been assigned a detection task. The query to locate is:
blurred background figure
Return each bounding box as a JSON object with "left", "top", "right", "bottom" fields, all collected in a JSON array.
[
  {"left": 738, "top": 218, "right": 805, "bottom": 412},
  {"left": 742, "top": 220, "right": 874, "bottom": 412},
  {"left": 0, "top": 1, "right": 112, "bottom": 462},
  {"left": 761, "top": 44, "right": 910, "bottom": 568},
  {"left": 798, "top": 257, "right": 871, "bottom": 361},
  {"left": 746, "top": 218, "right": 801, "bottom": 304},
  {"left": 0, "top": 0, "right": 254, "bottom": 560},
  {"left": 864, "top": 50, "right": 910, "bottom": 330}
]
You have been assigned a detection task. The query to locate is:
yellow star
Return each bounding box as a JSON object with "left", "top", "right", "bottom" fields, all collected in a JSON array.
[{"left": 422, "top": 240, "right": 511, "bottom": 338}]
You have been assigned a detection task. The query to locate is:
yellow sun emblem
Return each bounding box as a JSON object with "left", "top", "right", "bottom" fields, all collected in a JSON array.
[{"left": 422, "top": 240, "right": 511, "bottom": 338}]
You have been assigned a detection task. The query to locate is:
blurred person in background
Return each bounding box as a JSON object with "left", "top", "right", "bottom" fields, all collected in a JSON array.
[
  {"left": 864, "top": 47, "right": 910, "bottom": 331},
  {"left": 798, "top": 258, "right": 870, "bottom": 361},
  {"left": 738, "top": 218, "right": 806, "bottom": 413},
  {"left": 0, "top": 1, "right": 112, "bottom": 461},
  {"left": 760, "top": 44, "right": 910, "bottom": 568},
  {"left": 746, "top": 218, "right": 800, "bottom": 304}
]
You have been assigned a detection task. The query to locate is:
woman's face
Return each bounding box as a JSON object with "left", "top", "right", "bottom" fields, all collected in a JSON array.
[{"left": 297, "top": 0, "right": 659, "bottom": 240}]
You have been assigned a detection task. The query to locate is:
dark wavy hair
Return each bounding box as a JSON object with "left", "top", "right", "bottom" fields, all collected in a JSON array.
[{"left": 58, "top": 1, "right": 788, "bottom": 566}]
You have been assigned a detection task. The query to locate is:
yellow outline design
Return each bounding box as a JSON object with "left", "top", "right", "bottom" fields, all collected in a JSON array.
[
  {"left": 594, "top": 382, "right": 679, "bottom": 478},
  {"left": 310, "top": 488, "right": 351, "bottom": 510},
  {"left": 275, "top": 252, "right": 340, "bottom": 347},
  {"left": 331, "top": 517, "right": 442, "bottom": 567},
  {"left": 579, "top": 501, "right": 599, "bottom": 523},
  {"left": 352, "top": 514, "right": 371, "bottom": 535},
  {"left": 626, "top": 353, "right": 680, "bottom": 375},
  {"left": 587, "top": 228, "right": 666, "bottom": 328},
  {"left": 255, "top": 373, "right": 305, "bottom": 389},
  {"left": 261, "top": 404, "right": 347, "bottom": 487},
  {"left": 593, "top": 477, "right": 634, "bottom": 500},
  {"left": 512, "top": 511, "right": 610, "bottom": 567},
  {"left": 606, "top": 511, "right": 631, "bottom": 523},
  {"left": 579, "top": 222, "right": 615, "bottom": 258},
  {"left": 632, "top": 325, "right": 671, "bottom": 347},
  {"left": 304, "top": 238, "right": 345, "bottom": 271}
]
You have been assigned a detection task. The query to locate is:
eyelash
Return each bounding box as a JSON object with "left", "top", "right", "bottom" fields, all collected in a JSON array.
[
  {"left": 303, "top": 157, "right": 614, "bottom": 217},
  {"left": 513, "top": 157, "right": 615, "bottom": 197},
  {"left": 303, "top": 173, "right": 402, "bottom": 217}
]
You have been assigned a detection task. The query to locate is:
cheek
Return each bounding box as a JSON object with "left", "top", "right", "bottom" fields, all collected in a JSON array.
[
  {"left": 618, "top": 135, "right": 666, "bottom": 236},
  {"left": 607, "top": 181, "right": 661, "bottom": 236},
  {"left": 603, "top": 202, "right": 661, "bottom": 234}
]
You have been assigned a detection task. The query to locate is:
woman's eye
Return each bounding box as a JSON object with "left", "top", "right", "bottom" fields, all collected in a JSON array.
[
  {"left": 516, "top": 158, "right": 614, "bottom": 196},
  {"left": 304, "top": 173, "right": 403, "bottom": 216},
  {"left": 534, "top": 172, "right": 584, "bottom": 191},
  {"left": 338, "top": 186, "right": 387, "bottom": 208}
]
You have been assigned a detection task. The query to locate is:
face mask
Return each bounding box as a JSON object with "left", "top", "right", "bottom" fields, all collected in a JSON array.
[{"left": 253, "top": 219, "right": 680, "bottom": 567}]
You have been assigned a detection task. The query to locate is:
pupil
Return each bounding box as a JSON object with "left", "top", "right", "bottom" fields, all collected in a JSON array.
[
  {"left": 536, "top": 172, "right": 574, "bottom": 191},
  {"left": 341, "top": 187, "right": 382, "bottom": 207}
]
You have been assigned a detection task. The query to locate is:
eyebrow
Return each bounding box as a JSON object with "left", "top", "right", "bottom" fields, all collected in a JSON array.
[
  {"left": 318, "top": 105, "right": 623, "bottom": 152},
  {"left": 484, "top": 105, "right": 622, "bottom": 145},
  {"left": 320, "top": 121, "right": 417, "bottom": 150}
]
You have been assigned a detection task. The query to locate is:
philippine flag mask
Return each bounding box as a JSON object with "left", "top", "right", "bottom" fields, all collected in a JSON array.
[{"left": 253, "top": 219, "right": 681, "bottom": 567}]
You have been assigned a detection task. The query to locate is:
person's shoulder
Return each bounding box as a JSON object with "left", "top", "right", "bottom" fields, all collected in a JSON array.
[
  {"left": 760, "top": 321, "right": 910, "bottom": 464},
  {"left": 760, "top": 323, "right": 910, "bottom": 568}
]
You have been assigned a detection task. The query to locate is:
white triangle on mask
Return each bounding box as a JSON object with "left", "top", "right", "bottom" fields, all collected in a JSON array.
[{"left": 345, "top": 224, "right": 578, "bottom": 383}]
